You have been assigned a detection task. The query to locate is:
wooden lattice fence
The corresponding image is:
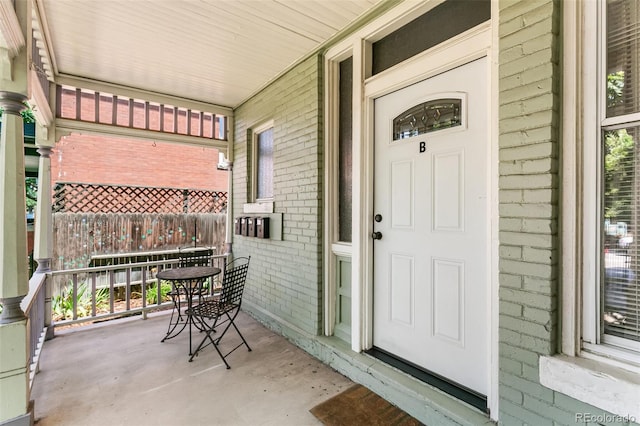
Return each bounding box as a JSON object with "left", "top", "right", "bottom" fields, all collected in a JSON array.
[{"left": 53, "top": 182, "right": 227, "bottom": 214}]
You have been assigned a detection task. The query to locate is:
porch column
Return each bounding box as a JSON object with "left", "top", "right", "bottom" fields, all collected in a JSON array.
[
  {"left": 224, "top": 161, "right": 233, "bottom": 254},
  {"left": 34, "top": 132, "right": 53, "bottom": 273},
  {"left": 0, "top": 92, "right": 31, "bottom": 425},
  {"left": 34, "top": 129, "right": 54, "bottom": 339}
]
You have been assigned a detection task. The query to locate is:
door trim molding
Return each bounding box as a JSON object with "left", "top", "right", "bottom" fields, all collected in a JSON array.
[{"left": 360, "top": 26, "right": 491, "bottom": 345}]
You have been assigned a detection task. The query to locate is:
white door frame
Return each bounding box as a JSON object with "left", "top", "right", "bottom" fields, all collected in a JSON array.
[
  {"left": 358, "top": 25, "right": 498, "bottom": 416},
  {"left": 323, "top": 2, "right": 499, "bottom": 418}
]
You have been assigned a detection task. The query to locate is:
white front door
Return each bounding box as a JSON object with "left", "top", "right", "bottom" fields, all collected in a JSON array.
[{"left": 372, "top": 57, "right": 488, "bottom": 396}]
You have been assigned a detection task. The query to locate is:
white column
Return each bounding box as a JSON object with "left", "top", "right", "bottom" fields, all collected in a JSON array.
[
  {"left": 0, "top": 91, "right": 30, "bottom": 424},
  {"left": 34, "top": 130, "right": 54, "bottom": 339},
  {"left": 0, "top": 92, "right": 29, "bottom": 315},
  {"left": 33, "top": 143, "right": 53, "bottom": 272},
  {"left": 224, "top": 162, "right": 234, "bottom": 255}
]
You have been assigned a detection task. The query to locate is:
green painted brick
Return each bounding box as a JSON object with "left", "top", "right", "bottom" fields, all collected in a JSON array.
[
  {"left": 499, "top": 174, "right": 556, "bottom": 190},
  {"left": 523, "top": 395, "right": 578, "bottom": 426},
  {"left": 499, "top": 0, "right": 553, "bottom": 27},
  {"left": 500, "top": 327, "right": 524, "bottom": 345},
  {"left": 500, "top": 259, "right": 555, "bottom": 279},
  {"left": 500, "top": 314, "right": 553, "bottom": 340},
  {"left": 523, "top": 277, "right": 557, "bottom": 295},
  {"left": 500, "top": 141, "right": 555, "bottom": 161},
  {"left": 523, "top": 32, "right": 555, "bottom": 56},
  {"left": 500, "top": 126, "right": 554, "bottom": 148},
  {"left": 500, "top": 49, "right": 555, "bottom": 80},
  {"left": 501, "top": 372, "right": 555, "bottom": 403},
  {"left": 500, "top": 218, "right": 524, "bottom": 232},
  {"left": 523, "top": 189, "right": 558, "bottom": 204},
  {"left": 500, "top": 399, "right": 554, "bottom": 426},
  {"left": 500, "top": 357, "right": 524, "bottom": 376},
  {"left": 521, "top": 218, "right": 557, "bottom": 233},
  {"left": 499, "top": 158, "right": 558, "bottom": 175},
  {"left": 499, "top": 109, "right": 555, "bottom": 134},
  {"left": 501, "top": 44, "right": 525, "bottom": 64},
  {"left": 500, "top": 190, "right": 525, "bottom": 204},
  {"left": 499, "top": 203, "right": 555, "bottom": 219},
  {"left": 500, "top": 17, "right": 555, "bottom": 52},
  {"left": 500, "top": 331, "right": 554, "bottom": 355},
  {"left": 501, "top": 300, "right": 524, "bottom": 316},
  {"left": 500, "top": 78, "right": 554, "bottom": 106},
  {"left": 523, "top": 247, "right": 556, "bottom": 264},
  {"left": 500, "top": 384, "right": 525, "bottom": 405},
  {"left": 234, "top": 54, "right": 324, "bottom": 335},
  {"left": 500, "top": 342, "right": 540, "bottom": 367},
  {"left": 499, "top": 231, "right": 553, "bottom": 248},
  {"left": 501, "top": 62, "right": 555, "bottom": 92},
  {"left": 500, "top": 245, "right": 523, "bottom": 260},
  {"left": 500, "top": 287, "right": 554, "bottom": 310},
  {"left": 499, "top": 411, "right": 526, "bottom": 426},
  {"left": 523, "top": 306, "right": 555, "bottom": 324},
  {"left": 500, "top": 272, "right": 524, "bottom": 289}
]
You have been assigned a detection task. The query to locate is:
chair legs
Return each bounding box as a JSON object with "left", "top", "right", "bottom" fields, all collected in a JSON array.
[{"left": 189, "top": 308, "right": 251, "bottom": 368}]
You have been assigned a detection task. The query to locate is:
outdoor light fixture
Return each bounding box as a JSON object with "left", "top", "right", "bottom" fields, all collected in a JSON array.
[{"left": 217, "top": 152, "right": 232, "bottom": 170}]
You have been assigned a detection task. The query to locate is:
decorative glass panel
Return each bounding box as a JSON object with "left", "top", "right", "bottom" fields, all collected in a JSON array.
[{"left": 393, "top": 98, "right": 462, "bottom": 141}]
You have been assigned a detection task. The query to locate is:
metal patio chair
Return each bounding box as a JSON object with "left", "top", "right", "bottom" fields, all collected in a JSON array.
[
  {"left": 186, "top": 256, "right": 251, "bottom": 368},
  {"left": 162, "top": 247, "right": 214, "bottom": 339}
]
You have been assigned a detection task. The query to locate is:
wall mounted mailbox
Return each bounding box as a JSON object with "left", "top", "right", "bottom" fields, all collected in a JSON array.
[
  {"left": 235, "top": 214, "right": 279, "bottom": 240},
  {"left": 240, "top": 217, "right": 249, "bottom": 236},
  {"left": 256, "top": 217, "right": 270, "bottom": 239},
  {"left": 247, "top": 217, "right": 257, "bottom": 237}
]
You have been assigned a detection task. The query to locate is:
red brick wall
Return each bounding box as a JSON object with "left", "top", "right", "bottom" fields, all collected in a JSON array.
[{"left": 51, "top": 133, "right": 228, "bottom": 191}]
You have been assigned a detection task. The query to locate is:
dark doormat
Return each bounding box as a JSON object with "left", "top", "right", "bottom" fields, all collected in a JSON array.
[{"left": 310, "top": 384, "right": 424, "bottom": 426}]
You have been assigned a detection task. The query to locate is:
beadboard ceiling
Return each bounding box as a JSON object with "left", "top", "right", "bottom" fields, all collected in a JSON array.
[{"left": 37, "top": 0, "right": 381, "bottom": 108}]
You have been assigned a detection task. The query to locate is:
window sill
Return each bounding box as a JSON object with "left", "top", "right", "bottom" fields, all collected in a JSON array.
[
  {"left": 539, "top": 354, "right": 640, "bottom": 420},
  {"left": 243, "top": 201, "right": 274, "bottom": 214}
]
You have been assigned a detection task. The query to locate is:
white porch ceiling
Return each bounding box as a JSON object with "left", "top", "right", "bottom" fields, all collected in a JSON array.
[{"left": 37, "top": 0, "right": 381, "bottom": 108}]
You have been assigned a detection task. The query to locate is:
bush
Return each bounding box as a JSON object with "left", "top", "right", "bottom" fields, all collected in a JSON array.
[
  {"left": 143, "top": 281, "right": 172, "bottom": 304},
  {"left": 53, "top": 282, "right": 109, "bottom": 320}
]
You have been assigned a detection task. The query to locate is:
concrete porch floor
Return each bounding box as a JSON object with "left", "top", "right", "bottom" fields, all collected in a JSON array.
[{"left": 31, "top": 310, "right": 354, "bottom": 426}]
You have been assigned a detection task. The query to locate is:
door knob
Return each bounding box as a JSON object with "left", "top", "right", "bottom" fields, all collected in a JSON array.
[{"left": 371, "top": 231, "right": 382, "bottom": 240}]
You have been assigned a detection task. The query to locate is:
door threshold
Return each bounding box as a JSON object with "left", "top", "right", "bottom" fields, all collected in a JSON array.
[{"left": 365, "top": 347, "right": 488, "bottom": 414}]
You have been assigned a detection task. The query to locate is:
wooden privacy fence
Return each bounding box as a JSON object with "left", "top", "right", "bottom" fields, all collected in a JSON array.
[
  {"left": 54, "top": 212, "right": 226, "bottom": 271},
  {"left": 53, "top": 182, "right": 227, "bottom": 214}
]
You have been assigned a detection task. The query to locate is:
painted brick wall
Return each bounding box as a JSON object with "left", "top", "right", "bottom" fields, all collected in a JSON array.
[
  {"left": 498, "top": 1, "right": 630, "bottom": 424},
  {"left": 233, "top": 55, "right": 324, "bottom": 335},
  {"left": 50, "top": 133, "right": 227, "bottom": 192}
]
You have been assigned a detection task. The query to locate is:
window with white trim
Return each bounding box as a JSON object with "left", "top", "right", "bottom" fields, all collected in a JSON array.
[
  {"left": 252, "top": 122, "right": 274, "bottom": 202},
  {"left": 582, "top": 0, "right": 640, "bottom": 363},
  {"left": 541, "top": 2, "right": 640, "bottom": 419}
]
